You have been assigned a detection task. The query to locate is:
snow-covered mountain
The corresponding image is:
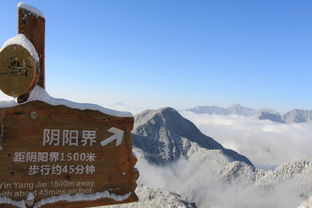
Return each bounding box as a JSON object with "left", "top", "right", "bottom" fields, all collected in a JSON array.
[
  {"left": 186, "top": 105, "right": 230, "bottom": 115},
  {"left": 108, "top": 185, "right": 197, "bottom": 208},
  {"left": 256, "top": 159, "right": 312, "bottom": 187},
  {"left": 283, "top": 109, "right": 312, "bottom": 124},
  {"left": 132, "top": 107, "right": 253, "bottom": 166},
  {"left": 228, "top": 104, "right": 256, "bottom": 116},
  {"left": 187, "top": 105, "right": 312, "bottom": 124},
  {"left": 254, "top": 108, "right": 283, "bottom": 123},
  {"left": 3, "top": 102, "right": 310, "bottom": 207},
  {"left": 122, "top": 107, "right": 312, "bottom": 208}
]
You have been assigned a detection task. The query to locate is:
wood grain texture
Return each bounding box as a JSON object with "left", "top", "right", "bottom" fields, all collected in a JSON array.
[
  {"left": 0, "top": 101, "right": 139, "bottom": 208},
  {"left": 17, "top": 8, "right": 45, "bottom": 103}
]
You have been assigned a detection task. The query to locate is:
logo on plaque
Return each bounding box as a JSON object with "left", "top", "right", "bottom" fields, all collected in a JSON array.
[{"left": 0, "top": 44, "right": 39, "bottom": 97}]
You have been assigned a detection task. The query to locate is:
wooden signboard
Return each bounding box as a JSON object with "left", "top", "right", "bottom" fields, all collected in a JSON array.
[
  {"left": 0, "top": 101, "right": 138, "bottom": 208},
  {"left": 0, "top": 3, "right": 139, "bottom": 208}
]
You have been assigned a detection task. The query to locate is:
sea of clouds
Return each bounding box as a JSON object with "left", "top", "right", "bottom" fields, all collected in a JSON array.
[
  {"left": 180, "top": 111, "right": 312, "bottom": 169},
  {"left": 134, "top": 111, "right": 312, "bottom": 208},
  {"left": 136, "top": 156, "right": 306, "bottom": 208}
]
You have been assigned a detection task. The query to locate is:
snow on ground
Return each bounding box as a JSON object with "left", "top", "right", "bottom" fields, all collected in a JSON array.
[{"left": 33, "top": 191, "right": 130, "bottom": 208}]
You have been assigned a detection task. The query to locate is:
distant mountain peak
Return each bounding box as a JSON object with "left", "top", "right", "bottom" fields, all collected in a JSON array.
[
  {"left": 229, "top": 104, "right": 245, "bottom": 109},
  {"left": 283, "top": 109, "right": 312, "bottom": 124},
  {"left": 228, "top": 104, "right": 256, "bottom": 116},
  {"left": 254, "top": 108, "right": 283, "bottom": 123}
]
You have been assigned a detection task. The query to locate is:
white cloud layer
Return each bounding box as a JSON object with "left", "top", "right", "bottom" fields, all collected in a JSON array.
[
  {"left": 180, "top": 111, "right": 312, "bottom": 169},
  {"left": 136, "top": 157, "right": 305, "bottom": 208}
]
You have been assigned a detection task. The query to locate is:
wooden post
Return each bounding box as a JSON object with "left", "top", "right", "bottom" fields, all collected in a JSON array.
[{"left": 17, "top": 5, "right": 45, "bottom": 103}]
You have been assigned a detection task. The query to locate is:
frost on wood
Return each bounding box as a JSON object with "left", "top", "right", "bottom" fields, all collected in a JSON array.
[
  {"left": 0, "top": 191, "right": 130, "bottom": 208},
  {"left": 33, "top": 191, "right": 131, "bottom": 208},
  {"left": 0, "top": 110, "right": 5, "bottom": 151},
  {"left": 26, "top": 193, "right": 34, "bottom": 201},
  {"left": 1, "top": 34, "right": 39, "bottom": 63},
  {"left": 0, "top": 197, "right": 26, "bottom": 208},
  {"left": 0, "top": 85, "right": 133, "bottom": 118},
  {"left": 0, "top": 100, "right": 17, "bottom": 109},
  {"left": 17, "top": 2, "right": 45, "bottom": 18}
]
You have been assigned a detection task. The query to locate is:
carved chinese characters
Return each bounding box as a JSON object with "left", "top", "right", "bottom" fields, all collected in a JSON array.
[{"left": 0, "top": 101, "right": 138, "bottom": 208}]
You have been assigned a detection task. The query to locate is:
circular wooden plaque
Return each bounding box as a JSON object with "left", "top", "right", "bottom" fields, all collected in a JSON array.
[{"left": 0, "top": 44, "right": 39, "bottom": 97}]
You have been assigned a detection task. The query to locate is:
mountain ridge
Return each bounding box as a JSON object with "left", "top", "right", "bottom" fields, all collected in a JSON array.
[
  {"left": 186, "top": 105, "right": 312, "bottom": 124},
  {"left": 132, "top": 107, "right": 254, "bottom": 167}
]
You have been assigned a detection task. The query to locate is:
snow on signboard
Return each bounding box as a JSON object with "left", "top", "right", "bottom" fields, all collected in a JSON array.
[{"left": 0, "top": 87, "right": 138, "bottom": 208}]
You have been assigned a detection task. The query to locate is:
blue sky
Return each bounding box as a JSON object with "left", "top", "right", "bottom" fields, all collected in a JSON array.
[{"left": 0, "top": 0, "right": 312, "bottom": 113}]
